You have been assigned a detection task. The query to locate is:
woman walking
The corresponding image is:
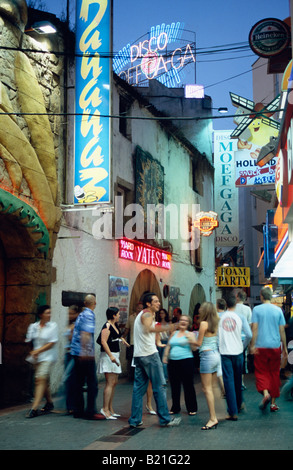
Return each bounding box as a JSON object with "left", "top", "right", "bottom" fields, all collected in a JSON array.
[
  {"left": 195, "top": 302, "right": 220, "bottom": 430},
  {"left": 25, "top": 305, "right": 58, "bottom": 418}
]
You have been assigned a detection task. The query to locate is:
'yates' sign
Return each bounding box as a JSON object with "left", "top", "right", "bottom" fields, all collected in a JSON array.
[{"left": 119, "top": 238, "right": 172, "bottom": 270}]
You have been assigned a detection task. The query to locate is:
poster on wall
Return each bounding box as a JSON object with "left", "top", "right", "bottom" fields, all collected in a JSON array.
[
  {"left": 168, "top": 286, "right": 180, "bottom": 313},
  {"left": 214, "top": 130, "right": 239, "bottom": 247},
  {"left": 108, "top": 276, "right": 129, "bottom": 326},
  {"left": 74, "top": 0, "right": 111, "bottom": 204}
]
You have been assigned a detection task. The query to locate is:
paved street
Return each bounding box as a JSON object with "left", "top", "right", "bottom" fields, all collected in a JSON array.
[{"left": 0, "top": 372, "right": 292, "bottom": 454}]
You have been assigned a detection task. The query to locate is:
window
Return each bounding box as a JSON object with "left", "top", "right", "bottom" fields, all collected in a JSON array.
[{"left": 119, "top": 94, "right": 132, "bottom": 140}]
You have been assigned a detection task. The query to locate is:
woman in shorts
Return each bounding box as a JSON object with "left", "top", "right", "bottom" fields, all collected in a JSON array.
[
  {"left": 99, "top": 307, "right": 129, "bottom": 419},
  {"left": 25, "top": 305, "right": 58, "bottom": 418},
  {"left": 195, "top": 302, "right": 220, "bottom": 430}
]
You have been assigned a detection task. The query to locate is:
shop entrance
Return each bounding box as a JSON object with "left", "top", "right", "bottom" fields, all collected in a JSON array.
[
  {"left": 129, "top": 269, "right": 162, "bottom": 316},
  {"left": 0, "top": 210, "right": 53, "bottom": 406},
  {"left": 189, "top": 283, "right": 206, "bottom": 318}
]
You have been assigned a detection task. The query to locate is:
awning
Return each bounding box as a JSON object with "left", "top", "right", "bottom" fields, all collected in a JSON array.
[{"left": 271, "top": 242, "right": 293, "bottom": 283}]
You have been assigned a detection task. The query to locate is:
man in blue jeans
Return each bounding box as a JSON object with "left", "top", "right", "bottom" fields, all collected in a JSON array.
[
  {"left": 128, "top": 292, "right": 181, "bottom": 427},
  {"left": 218, "top": 295, "right": 252, "bottom": 421}
]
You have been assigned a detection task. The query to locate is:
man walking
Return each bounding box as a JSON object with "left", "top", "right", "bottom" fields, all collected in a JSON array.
[
  {"left": 71, "top": 294, "right": 104, "bottom": 420},
  {"left": 128, "top": 292, "right": 181, "bottom": 427},
  {"left": 218, "top": 295, "right": 252, "bottom": 421},
  {"left": 235, "top": 290, "right": 252, "bottom": 389},
  {"left": 250, "top": 287, "right": 288, "bottom": 412}
]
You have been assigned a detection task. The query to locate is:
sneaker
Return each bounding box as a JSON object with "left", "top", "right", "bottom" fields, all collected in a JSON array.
[
  {"left": 259, "top": 394, "right": 271, "bottom": 410},
  {"left": 26, "top": 409, "right": 39, "bottom": 419},
  {"left": 164, "top": 417, "right": 181, "bottom": 427},
  {"left": 129, "top": 421, "right": 143, "bottom": 428},
  {"left": 270, "top": 404, "right": 279, "bottom": 412}
]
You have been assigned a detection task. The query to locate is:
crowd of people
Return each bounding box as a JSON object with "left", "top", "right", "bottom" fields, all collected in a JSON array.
[{"left": 24, "top": 287, "right": 291, "bottom": 430}]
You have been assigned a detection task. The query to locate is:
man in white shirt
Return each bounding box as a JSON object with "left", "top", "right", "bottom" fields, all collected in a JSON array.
[
  {"left": 235, "top": 290, "right": 252, "bottom": 389},
  {"left": 128, "top": 292, "right": 180, "bottom": 428},
  {"left": 219, "top": 295, "right": 252, "bottom": 421}
]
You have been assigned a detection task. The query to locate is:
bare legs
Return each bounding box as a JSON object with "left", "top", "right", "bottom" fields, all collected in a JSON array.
[
  {"left": 146, "top": 381, "right": 156, "bottom": 413},
  {"left": 31, "top": 377, "right": 53, "bottom": 410},
  {"left": 200, "top": 372, "right": 218, "bottom": 427},
  {"left": 102, "top": 373, "right": 119, "bottom": 417}
]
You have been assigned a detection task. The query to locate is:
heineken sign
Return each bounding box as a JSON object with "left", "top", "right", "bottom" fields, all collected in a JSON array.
[{"left": 249, "top": 18, "right": 290, "bottom": 58}]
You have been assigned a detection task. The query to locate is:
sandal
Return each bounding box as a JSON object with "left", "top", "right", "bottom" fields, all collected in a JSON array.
[
  {"left": 201, "top": 422, "right": 218, "bottom": 430},
  {"left": 41, "top": 402, "right": 54, "bottom": 414}
]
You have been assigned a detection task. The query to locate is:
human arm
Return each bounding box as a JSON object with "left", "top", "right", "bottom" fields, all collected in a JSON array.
[
  {"left": 280, "top": 324, "right": 288, "bottom": 358},
  {"left": 241, "top": 316, "right": 252, "bottom": 350},
  {"left": 101, "top": 324, "right": 120, "bottom": 366},
  {"left": 30, "top": 341, "right": 56, "bottom": 359},
  {"left": 193, "top": 321, "right": 208, "bottom": 347},
  {"left": 142, "top": 310, "right": 175, "bottom": 334},
  {"left": 250, "top": 323, "right": 258, "bottom": 354}
]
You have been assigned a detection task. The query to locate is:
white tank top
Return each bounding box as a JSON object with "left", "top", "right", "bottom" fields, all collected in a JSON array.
[{"left": 133, "top": 310, "right": 157, "bottom": 357}]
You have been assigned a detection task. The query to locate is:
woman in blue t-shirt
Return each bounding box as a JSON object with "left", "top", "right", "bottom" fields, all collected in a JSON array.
[{"left": 163, "top": 315, "right": 198, "bottom": 415}]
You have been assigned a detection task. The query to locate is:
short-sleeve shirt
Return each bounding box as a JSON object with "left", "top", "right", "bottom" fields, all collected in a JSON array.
[
  {"left": 251, "top": 303, "right": 285, "bottom": 348},
  {"left": 71, "top": 308, "right": 95, "bottom": 356},
  {"left": 25, "top": 321, "right": 58, "bottom": 363}
]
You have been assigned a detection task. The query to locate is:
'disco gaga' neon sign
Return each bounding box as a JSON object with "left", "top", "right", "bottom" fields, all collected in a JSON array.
[{"left": 113, "top": 22, "right": 196, "bottom": 88}]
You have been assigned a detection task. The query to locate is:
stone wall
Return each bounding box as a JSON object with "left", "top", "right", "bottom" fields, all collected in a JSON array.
[{"left": 0, "top": 1, "right": 65, "bottom": 405}]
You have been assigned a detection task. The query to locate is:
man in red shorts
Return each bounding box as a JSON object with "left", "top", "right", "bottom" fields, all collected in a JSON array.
[{"left": 250, "top": 287, "right": 288, "bottom": 412}]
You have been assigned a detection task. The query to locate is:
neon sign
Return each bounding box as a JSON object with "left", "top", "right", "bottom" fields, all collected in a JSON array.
[
  {"left": 113, "top": 22, "right": 195, "bottom": 88},
  {"left": 119, "top": 238, "right": 172, "bottom": 270},
  {"left": 74, "top": 0, "right": 111, "bottom": 204},
  {"left": 193, "top": 211, "right": 219, "bottom": 237}
]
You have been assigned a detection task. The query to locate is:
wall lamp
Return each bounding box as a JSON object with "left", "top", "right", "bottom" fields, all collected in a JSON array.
[{"left": 25, "top": 21, "right": 57, "bottom": 34}]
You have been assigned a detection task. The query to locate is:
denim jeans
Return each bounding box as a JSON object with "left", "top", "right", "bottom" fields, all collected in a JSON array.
[
  {"left": 221, "top": 353, "right": 243, "bottom": 417},
  {"left": 128, "top": 352, "right": 170, "bottom": 426}
]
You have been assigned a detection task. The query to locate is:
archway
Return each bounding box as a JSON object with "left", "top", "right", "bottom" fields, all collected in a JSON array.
[
  {"left": 0, "top": 195, "right": 53, "bottom": 406},
  {"left": 129, "top": 269, "right": 162, "bottom": 317},
  {"left": 189, "top": 283, "right": 206, "bottom": 317}
]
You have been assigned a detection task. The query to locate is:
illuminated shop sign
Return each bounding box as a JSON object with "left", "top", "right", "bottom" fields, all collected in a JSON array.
[
  {"left": 249, "top": 18, "right": 290, "bottom": 58},
  {"left": 74, "top": 0, "right": 111, "bottom": 204},
  {"left": 193, "top": 211, "right": 219, "bottom": 237},
  {"left": 216, "top": 267, "right": 250, "bottom": 287},
  {"left": 113, "top": 22, "right": 195, "bottom": 88},
  {"left": 119, "top": 238, "right": 172, "bottom": 270}
]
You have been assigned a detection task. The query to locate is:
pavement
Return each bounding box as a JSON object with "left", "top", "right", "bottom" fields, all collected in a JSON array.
[{"left": 0, "top": 372, "right": 293, "bottom": 455}]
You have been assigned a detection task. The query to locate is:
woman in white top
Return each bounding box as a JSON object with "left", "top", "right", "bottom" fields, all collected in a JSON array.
[{"left": 25, "top": 305, "right": 58, "bottom": 418}]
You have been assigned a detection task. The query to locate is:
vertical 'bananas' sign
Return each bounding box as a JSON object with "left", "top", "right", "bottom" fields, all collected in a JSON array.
[{"left": 74, "top": 0, "right": 111, "bottom": 204}]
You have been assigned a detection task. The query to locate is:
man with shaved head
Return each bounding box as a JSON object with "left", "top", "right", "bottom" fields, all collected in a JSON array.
[{"left": 71, "top": 294, "right": 105, "bottom": 420}]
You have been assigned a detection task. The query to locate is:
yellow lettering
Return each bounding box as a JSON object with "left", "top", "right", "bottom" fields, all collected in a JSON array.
[
  {"left": 80, "top": 136, "right": 104, "bottom": 167},
  {"left": 79, "top": 77, "right": 102, "bottom": 109},
  {"left": 81, "top": 53, "right": 102, "bottom": 80},
  {"left": 79, "top": 0, "right": 108, "bottom": 52},
  {"left": 80, "top": 111, "right": 102, "bottom": 138}
]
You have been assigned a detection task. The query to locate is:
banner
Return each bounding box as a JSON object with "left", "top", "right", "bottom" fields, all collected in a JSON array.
[
  {"left": 74, "top": 0, "right": 111, "bottom": 204},
  {"left": 214, "top": 131, "right": 239, "bottom": 247},
  {"left": 216, "top": 266, "right": 250, "bottom": 287},
  {"left": 235, "top": 150, "right": 276, "bottom": 186}
]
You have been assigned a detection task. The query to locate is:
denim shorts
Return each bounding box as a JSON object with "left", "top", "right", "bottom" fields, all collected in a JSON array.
[{"left": 199, "top": 350, "right": 221, "bottom": 374}]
